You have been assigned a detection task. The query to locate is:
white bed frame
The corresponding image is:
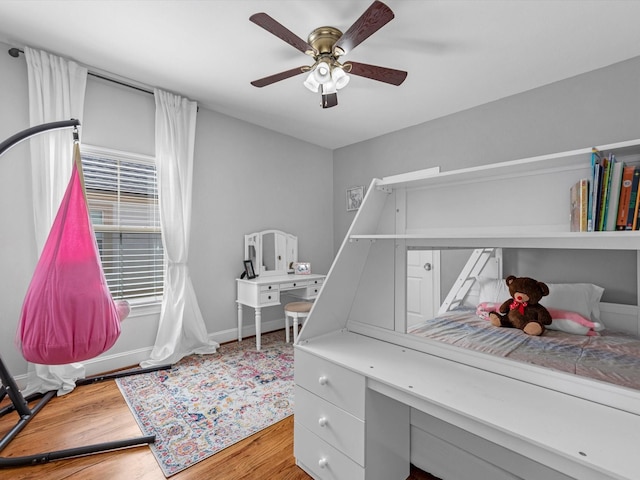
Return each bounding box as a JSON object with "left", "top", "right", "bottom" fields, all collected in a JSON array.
[{"left": 294, "top": 141, "right": 640, "bottom": 480}]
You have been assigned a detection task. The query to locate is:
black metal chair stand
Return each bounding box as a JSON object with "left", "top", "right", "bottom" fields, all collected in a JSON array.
[{"left": 0, "top": 353, "right": 169, "bottom": 467}]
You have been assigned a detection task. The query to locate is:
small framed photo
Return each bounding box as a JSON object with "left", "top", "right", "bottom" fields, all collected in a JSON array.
[
  {"left": 346, "top": 185, "right": 365, "bottom": 211},
  {"left": 243, "top": 260, "right": 257, "bottom": 279},
  {"left": 293, "top": 262, "right": 311, "bottom": 275}
]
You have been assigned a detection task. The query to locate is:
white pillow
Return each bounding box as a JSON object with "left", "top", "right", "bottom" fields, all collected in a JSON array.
[
  {"left": 477, "top": 278, "right": 604, "bottom": 322},
  {"left": 545, "top": 283, "right": 604, "bottom": 322},
  {"left": 477, "top": 277, "right": 509, "bottom": 304}
]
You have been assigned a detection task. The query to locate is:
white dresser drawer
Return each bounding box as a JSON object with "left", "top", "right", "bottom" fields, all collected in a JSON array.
[
  {"left": 260, "top": 284, "right": 279, "bottom": 293},
  {"left": 295, "top": 385, "right": 365, "bottom": 466},
  {"left": 295, "top": 349, "right": 365, "bottom": 419},
  {"left": 294, "top": 421, "right": 364, "bottom": 480},
  {"left": 305, "top": 285, "right": 321, "bottom": 298},
  {"left": 280, "top": 279, "right": 309, "bottom": 290},
  {"left": 259, "top": 290, "right": 279, "bottom": 304}
]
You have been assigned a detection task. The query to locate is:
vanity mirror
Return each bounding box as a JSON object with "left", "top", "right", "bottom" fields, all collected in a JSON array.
[{"left": 244, "top": 229, "right": 298, "bottom": 277}]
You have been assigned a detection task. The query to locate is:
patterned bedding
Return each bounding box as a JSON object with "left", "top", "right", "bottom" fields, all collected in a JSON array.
[{"left": 408, "top": 308, "right": 640, "bottom": 390}]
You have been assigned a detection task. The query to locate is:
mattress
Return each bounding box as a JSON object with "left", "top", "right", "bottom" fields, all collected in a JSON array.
[{"left": 408, "top": 308, "right": 640, "bottom": 391}]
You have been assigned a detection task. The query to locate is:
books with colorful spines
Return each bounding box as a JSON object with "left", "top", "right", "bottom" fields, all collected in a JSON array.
[
  {"left": 624, "top": 168, "right": 640, "bottom": 229},
  {"left": 589, "top": 149, "right": 603, "bottom": 231},
  {"left": 570, "top": 178, "right": 589, "bottom": 232},
  {"left": 604, "top": 156, "right": 624, "bottom": 231},
  {"left": 616, "top": 165, "right": 636, "bottom": 230}
]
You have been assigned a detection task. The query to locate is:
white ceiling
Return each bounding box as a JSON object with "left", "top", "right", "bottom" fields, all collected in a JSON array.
[{"left": 1, "top": 1, "right": 640, "bottom": 150}]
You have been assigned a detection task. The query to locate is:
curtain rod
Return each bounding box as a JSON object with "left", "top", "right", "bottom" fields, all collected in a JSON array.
[{"left": 8, "top": 47, "right": 154, "bottom": 96}]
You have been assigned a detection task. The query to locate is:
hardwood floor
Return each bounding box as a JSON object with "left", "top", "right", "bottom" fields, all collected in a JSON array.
[{"left": 1, "top": 364, "right": 440, "bottom": 480}]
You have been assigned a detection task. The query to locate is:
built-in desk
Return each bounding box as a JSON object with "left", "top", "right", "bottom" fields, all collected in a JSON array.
[
  {"left": 236, "top": 273, "right": 325, "bottom": 350},
  {"left": 295, "top": 330, "right": 640, "bottom": 480}
]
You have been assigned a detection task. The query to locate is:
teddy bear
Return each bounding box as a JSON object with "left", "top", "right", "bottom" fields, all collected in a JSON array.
[{"left": 488, "top": 275, "right": 552, "bottom": 336}]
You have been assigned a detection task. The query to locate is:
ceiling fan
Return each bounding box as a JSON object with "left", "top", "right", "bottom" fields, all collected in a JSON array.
[{"left": 249, "top": 0, "right": 407, "bottom": 108}]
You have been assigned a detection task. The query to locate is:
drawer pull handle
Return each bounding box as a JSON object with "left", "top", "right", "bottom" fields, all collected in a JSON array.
[
  {"left": 318, "top": 417, "right": 328, "bottom": 427},
  {"left": 318, "top": 458, "right": 328, "bottom": 469},
  {"left": 318, "top": 376, "right": 328, "bottom": 386}
]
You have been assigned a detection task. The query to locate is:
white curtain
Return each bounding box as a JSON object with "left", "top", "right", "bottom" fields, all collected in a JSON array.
[
  {"left": 140, "top": 89, "right": 218, "bottom": 367},
  {"left": 22, "top": 47, "right": 88, "bottom": 396}
]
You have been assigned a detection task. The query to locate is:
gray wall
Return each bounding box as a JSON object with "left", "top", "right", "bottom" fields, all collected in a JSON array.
[
  {"left": 0, "top": 40, "right": 333, "bottom": 380},
  {"left": 190, "top": 109, "right": 334, "bottom": 336},
  {"left": 333, "top": 56, "right": 640, "bottom": 304},
  {"left": 0, "top": 42, "right": 34, "bottom": 376}
]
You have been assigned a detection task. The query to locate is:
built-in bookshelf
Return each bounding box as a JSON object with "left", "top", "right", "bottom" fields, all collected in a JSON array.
[{"left": 348, "top": 138, "right": 640, "bottom": 251}]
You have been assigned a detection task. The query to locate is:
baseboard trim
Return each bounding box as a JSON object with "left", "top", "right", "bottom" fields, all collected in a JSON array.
[{"left": 13, "top": 318, "right": 288, "bottom": 389}]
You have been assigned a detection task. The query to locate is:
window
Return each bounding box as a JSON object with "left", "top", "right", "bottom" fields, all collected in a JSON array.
[{"left": 81, "top": 145, "right": 164, "bottom": 306}]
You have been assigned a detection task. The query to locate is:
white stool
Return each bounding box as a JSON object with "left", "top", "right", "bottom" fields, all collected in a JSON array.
[{"left": 284, "top": 302, "right": 313, "bottom": 343}]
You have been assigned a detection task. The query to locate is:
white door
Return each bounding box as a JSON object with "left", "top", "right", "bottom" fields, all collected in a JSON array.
[{"left": 407, "top": 250, "right": 440, "bottom": 328}]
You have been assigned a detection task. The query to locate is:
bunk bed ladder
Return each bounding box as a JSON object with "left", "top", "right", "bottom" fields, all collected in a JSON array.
[{"left": 438, "top": 248, "right": 500, "bottom": 314}]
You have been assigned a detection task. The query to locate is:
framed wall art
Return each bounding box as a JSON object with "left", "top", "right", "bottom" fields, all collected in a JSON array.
[{"left": 346, "top": 185, "right": 365, "bottom": 211}]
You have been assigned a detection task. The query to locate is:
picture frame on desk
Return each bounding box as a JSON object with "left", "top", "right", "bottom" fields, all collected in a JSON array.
[
  {"left": 243, "top": 260, "right": 256, "bottom": 279},
  {"left": 294, "top": 262, "right": 311, "bottom": 275},
  {"left": 347, "top": 185, "right": 365, "bottom": 211}
]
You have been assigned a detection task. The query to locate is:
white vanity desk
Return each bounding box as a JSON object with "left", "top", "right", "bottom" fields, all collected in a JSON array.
[
  {"left": 236, "top": 273, "right": 325, "bottom": 350},
  {"left": 236, "top": 230, "right": 325, "bottom": 350}
]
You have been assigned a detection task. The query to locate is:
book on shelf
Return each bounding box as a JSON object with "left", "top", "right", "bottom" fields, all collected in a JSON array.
[
  {"left": 616, "top": 165, "right": 636, "bottom": 230},
  {"left": 597, "top": 153, "right": 615, "bottom": 231},
  {"left": 633, "top": 181, "right": 640, "bottom": 230},
  {"left": 604, "top": 157, "right": 624, "bottom": 231},
  {"left": 588, "top": 149, "right": 604, "bottom": 231},
  {"left": 570, "top": 178, "right": 589, "bottom": 232},
  {"left": 624, "top": 168, "right": 640, "bottom": 230}
]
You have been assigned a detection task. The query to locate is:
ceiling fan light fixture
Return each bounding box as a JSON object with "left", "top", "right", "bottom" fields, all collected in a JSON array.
[
  {"left": 313, "top": 60, "right": 332, "bottom": 84},
  {"left": 303, "top": 71, "right": 320, "bottom": 92},
  {"left": 332, "top": 66, "right": 350, "bottom": 90},
  {"left": 322, "top": 80, "right": 337, "bottom": 95}
]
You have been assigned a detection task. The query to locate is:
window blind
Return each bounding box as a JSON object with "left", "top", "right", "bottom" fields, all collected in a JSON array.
[{"left": 81, "top": 145, "right": 164, "bottom": 306}]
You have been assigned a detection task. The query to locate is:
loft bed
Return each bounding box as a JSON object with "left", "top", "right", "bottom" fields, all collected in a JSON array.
[
  {"left": 404, "top": 248, "right": 640, "bottom": 392},
  {"left": 293, "top": 142, "right": 640, "bottom": 480}
]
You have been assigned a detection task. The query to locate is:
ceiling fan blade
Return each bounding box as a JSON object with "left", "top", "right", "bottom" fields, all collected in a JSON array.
[
  {"left": 333, "top": 1, "right": 395, "bottom": 56},
  {"left": 251, "top": 66, "right": 307, "bottom": 87},
  {"left": 345, "top": 61, "right": 407, "bottom": 86},
  {"left": 322, "top": 92, "right": 338, "bottom": 108},
  {"left": 250, "top": 13, "right": 316, "bottom": 55}
]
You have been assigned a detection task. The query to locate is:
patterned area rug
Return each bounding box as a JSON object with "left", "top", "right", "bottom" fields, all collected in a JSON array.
[{"left": 116, "top": 330, "right": 293, "bottom": 477}]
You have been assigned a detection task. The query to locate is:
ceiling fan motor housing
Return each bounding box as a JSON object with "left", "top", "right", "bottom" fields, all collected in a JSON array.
[{"left": 307, "top": 26, "right": 343, "bottom": 56}]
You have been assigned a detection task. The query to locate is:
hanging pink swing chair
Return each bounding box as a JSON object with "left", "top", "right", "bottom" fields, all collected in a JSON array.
[
  {"left": 0, "top": 119, "right": 167, "bottom": 468},
  {"left": 16, "top": 130, "right": 128, "bottom": 365}
]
